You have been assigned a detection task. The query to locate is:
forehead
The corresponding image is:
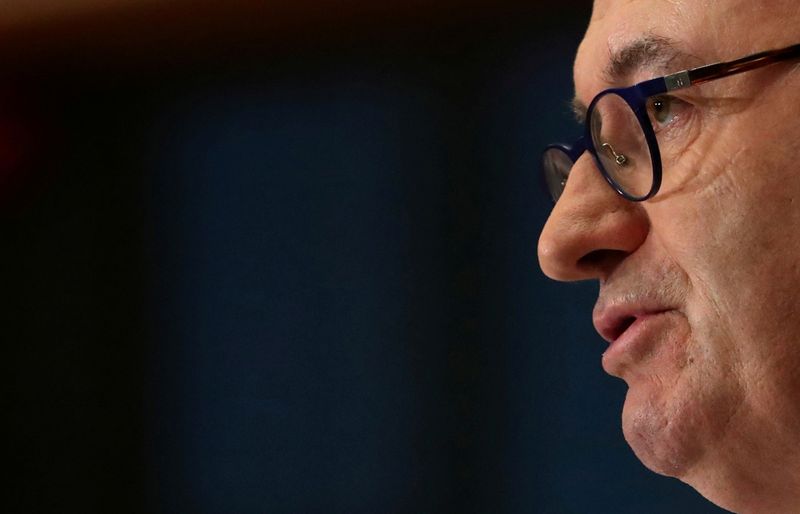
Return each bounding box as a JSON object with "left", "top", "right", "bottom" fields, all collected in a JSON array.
[{"left": 574, "top": 0, "right": 799, "bottom": 101}]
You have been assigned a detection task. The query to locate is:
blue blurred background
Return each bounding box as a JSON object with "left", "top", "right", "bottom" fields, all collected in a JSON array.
[{"left": 4, "top": 1, "right": 726, "bottom": 513}]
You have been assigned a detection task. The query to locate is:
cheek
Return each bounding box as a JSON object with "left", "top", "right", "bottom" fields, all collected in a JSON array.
[
  {"left": 626, "top": 122, "right": 800, "bottom": 476},
  {"left": 652, "top": 132, "right": 800, "bottom": 357},
  {"left": 683, "top": 145, "right": 800, "bottom": 361}
]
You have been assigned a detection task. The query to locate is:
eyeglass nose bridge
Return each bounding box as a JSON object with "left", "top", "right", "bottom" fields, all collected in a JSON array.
[
  {"left": 543, "top": 137, "right": 620, "bottom": 204},
  {"left": 541, "top": 140, "right": 587, "bottom": 203}
]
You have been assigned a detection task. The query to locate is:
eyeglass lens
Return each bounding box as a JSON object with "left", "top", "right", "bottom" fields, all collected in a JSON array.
[
  {"left": 542, "top": 93, "right": 656, "bottom": 203},
  {"left": 543, "top": 147, "right": 573, "bottom": 202},
  {"left": 590, "top": 93, "right": 653, "bottom": 199}
]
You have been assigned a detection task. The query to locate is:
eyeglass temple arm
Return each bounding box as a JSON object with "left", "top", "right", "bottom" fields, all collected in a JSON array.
[{"left": 663, "top": 43, "right": 800, "bottom": 92}]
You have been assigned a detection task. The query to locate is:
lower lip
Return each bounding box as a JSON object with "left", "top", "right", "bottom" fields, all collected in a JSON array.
[{"left": 601, "top": 311, "right": 675, "bottom": 375}]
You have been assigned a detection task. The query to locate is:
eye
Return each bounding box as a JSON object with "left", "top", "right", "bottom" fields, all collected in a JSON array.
[
  {"left": 646, "top": 94, "right": 696, "bottom": 142},
  {"left": 647, "top": 95, "right": 684, "bottom": 130}
]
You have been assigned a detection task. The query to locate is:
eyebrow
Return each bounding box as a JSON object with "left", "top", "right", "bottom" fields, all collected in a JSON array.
[
  {"left": 605, "top": 35, "right": 681, "bottom": 84},
  {"left": 571, "top": 34, "right": 691, "bottom": 123},
  {"left": 571, "top": 97, "right": 587, "bottom": 123}
]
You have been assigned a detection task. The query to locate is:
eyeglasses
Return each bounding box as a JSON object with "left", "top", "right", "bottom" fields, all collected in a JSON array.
[{"left": 543, "top": 43, "right": 800, "bottom": 203}]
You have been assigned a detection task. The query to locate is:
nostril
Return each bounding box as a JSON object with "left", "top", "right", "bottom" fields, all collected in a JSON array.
[{"left": 577, "top": 249, "right": 628, "bottom": 273}]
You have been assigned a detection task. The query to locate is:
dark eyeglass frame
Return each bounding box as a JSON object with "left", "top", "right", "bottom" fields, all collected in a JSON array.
[{"left": 544, "top": 42, "right": 800, "bottom": 203}]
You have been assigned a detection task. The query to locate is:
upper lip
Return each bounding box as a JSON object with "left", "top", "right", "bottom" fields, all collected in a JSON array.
[{"left": 592, "top": 294, "right": 673, "bottom": 344}]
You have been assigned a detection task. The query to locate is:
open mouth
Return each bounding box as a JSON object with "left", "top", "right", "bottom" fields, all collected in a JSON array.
[
  {"left": 610, "top": 316, "right": 638, "bottom": 342},
  {"left": 593, "top": 305, "right": 673, "bottom": 345}
]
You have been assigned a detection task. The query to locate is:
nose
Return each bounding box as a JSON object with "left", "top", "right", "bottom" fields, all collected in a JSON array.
[{"left": 538, "top": 153, "right": 650, "bottom": 282}]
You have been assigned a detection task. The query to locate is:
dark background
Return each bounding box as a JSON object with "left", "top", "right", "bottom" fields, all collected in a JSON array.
[{"left": 5, "top": 2, "right": 726, "bottom": 513}]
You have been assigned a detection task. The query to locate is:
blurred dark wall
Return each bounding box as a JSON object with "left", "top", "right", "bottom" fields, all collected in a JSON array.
[{"left": 5, "top": 3, "right": 726, "bottom": 513}]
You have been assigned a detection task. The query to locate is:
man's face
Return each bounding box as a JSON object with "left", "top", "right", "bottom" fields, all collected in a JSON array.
[{"left": 538, "top": 0, "right": 800, "bottom": 509}]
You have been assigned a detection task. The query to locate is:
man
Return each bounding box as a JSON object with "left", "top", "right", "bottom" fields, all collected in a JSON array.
[{"left": 537, "top": 0, "right": 800, "bottom": 512}]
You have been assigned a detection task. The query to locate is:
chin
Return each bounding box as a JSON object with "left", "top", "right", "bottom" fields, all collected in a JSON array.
[{"left": 620, "top": 384, "right": 708, "bottom": 479}]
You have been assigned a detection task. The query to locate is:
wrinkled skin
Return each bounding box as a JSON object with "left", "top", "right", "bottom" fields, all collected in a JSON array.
[{"left": 538, "top": 1, "right": 800, "bottom": 512}]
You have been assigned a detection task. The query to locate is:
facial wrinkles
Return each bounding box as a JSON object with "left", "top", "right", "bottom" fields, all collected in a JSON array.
[
  {"left": 686, "top": 93, "right": 800, "bottom": 445},
  {"left": 667, "top": 161, "right": 743, "bottom": 373},
  {"left": 589, "top": 0, "right": 694, "bottom": 85},
  {"left": 655, "top": 103, "right": 752, "bottom": 205},
  {"left": 587, "top": 0, "right": 740, "bottom": 460},
  {"left": 586, "top": 3, "right": 744, "bottom": 335},
  {"left": 567, "top": 1, "right": 800, "bottom": 508},
  {"left": 657, "top": 62, "right": 787, "bottom": 204},
  {"left": 693, "top": 77, "right": 796, "bottom": 381},
  {"left": 675, "top": 198, "right": 746, "bottom": 412},
  {"left": 705, "top": 146, "right": 800, "bottom": 376}
]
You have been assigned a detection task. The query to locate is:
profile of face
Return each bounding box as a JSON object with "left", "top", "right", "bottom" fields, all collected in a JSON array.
[{"left": 538, "top": 1, "right": 800, "bottom": 511}]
